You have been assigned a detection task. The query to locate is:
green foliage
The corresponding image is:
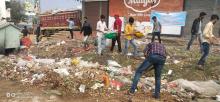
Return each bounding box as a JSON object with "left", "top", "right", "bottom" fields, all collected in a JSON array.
[{"left": 10, "top": 0, "right": 27, "bottom": 23}]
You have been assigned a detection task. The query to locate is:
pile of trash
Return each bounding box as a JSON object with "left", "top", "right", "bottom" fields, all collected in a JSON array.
[{"left": 1, "top": 53, "right": 220, "bottom": 101}]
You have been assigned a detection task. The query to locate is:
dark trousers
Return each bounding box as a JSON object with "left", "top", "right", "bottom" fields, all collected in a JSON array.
[
  {"left": 187, "top": 34, "right": 202, "bottom": 50},
  {"left": 36, "top": 33, "right": 40, "bottom": 42},
  {"left": 130, "top": 54, "right": 165, "bottom": 98},
  {"left": 111, "top": 33, "right": 122, "bottom": 52},
  {"left": 69, "top": 29, "right": 73, "bottom": 39},
  {"left": 198, "top": 42, "right": 210, "bottom": 66},
  {"left": 151, "top": 32, "right": 161, "bottom": 43}
]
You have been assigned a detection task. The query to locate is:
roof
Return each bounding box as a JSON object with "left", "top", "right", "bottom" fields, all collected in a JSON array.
[{"left": 0, "top": 22, "right": 21, "bottom": 31}]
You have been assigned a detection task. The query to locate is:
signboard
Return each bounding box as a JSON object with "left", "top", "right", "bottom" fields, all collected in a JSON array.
[
  {"left": 109, "top": 0, "right": 184, "bottom": 35},
  {"left": 150, "top": 11, "right": 187, "bottom": 26}
]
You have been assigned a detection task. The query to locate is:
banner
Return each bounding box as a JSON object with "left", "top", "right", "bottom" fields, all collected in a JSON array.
[
  {"left": 151, "top": 11, "right": 187, "bottom": 26},
  {"left": 109, "top": 0, "right": 184, "bottom": 22}
]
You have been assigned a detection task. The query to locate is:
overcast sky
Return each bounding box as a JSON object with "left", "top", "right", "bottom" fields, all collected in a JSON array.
[{"left": 39, "top": 0, "right": 82, "bottom": 13}]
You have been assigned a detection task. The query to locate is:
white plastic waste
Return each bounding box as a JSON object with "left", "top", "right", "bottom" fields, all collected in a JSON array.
[
  {"left": 171, "top": 79, "right": 220, "bottom": 96},
  {"left": 75, "top": 72, "right": 83, "bottom": 79},
  {"left": 61, "top": 41, "right": 66, "bottom": 44},
  {"left": 35, "top": 59, "right": 55, "bottom": 65},
  {"left": 91, "top": 83, "right": 104, "bottom": 90},
  {"left": 168, "top": 70, "right": 173, "bottom": 75},
  {"left": 17, "top": 58, "right": 28, "bottom": 67},
  {"left": 173, "top": 60, "right": 180, "bottom": 64},
  {"left": 56, "top": 58, "right": 71, "bottom": 66},
  {"left": 107, "top": 60, "right": 122, "bottom": 67},
  {"left": 53, "top": 68, "right": 70, "bottom": 77},
  {"left": 32, "top": 73, "right": 45, "bottom": 80},
  {"left": 79, "top": 84, "right": 86, "bottom": 93},
  {"left": 119, "top": 65, "right": 133, "bottom": 75}
]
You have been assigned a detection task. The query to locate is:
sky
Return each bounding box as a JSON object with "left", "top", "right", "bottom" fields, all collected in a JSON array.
[{"left": 40, "top": 0, "right": 82, "bottom": 13}]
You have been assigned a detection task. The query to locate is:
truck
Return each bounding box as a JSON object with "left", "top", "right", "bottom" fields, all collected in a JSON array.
[{"left": 39, "top": 10, "right": 82, "bottom": 35}]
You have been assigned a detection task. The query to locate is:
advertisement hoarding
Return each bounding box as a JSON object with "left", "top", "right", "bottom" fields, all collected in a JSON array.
[{"left": 109, "top": 0, "right": 184, "bottom": 35}]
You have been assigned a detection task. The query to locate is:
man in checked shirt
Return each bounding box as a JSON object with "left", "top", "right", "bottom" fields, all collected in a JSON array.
[{"left": 129, "top": 40, "right": 166, "bottom": 99}]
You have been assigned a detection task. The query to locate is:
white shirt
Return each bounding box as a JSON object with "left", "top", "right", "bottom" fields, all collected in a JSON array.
[
  {"left": 96, "top": 20, "right": 107, "bottom": 36},
  {"left": 198, "top": 21, "right": 202, "bottom": 34},
  {"left": 67, "top": 20, "right": 74, "bottom": 29}
]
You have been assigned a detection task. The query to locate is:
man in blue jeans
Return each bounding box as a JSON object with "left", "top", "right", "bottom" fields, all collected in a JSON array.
[
  {"left": 129, "top": 40, "right": 166, "bottom": 99},
  {"left": 198, "top": 14, "right": 219, "bottom": 69}
]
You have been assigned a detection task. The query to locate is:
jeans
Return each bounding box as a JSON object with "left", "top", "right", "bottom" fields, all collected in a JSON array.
[
  {"left": 198, "top": 42, "right": 210, "bottom": 66},
  {"left": 124, "top": 39, "right": 137, "bottom": 56},
  {"left": 130, "top": 54, "right": 165, "bottom": 98},
  {"left": 151, "top": 32, "right": 161, "bottom": 43},
  {"left": 111, "top": 33, "right": 122, "bottom": 52},
  {"left": 97, "top": 35, "right": 106, "bottom": 55},
  {"left": 187, "top": 34, "right": 202, "bottom": 50}
]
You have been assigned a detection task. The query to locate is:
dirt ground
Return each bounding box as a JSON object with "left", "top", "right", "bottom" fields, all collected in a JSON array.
[{"left": 0, "top": 31, "right": 220, "bottom": 102}]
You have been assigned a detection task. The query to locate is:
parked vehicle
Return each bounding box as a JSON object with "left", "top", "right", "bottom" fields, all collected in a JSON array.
[{"left": 39, "top": 10, "right": 82, "bottom": 35}]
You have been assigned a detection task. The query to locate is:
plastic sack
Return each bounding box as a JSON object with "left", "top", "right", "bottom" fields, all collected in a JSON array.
[
  {"left": 104, "top": 32, "right": 117, "bottom": 39},
  {"left": 21, "top": 37, "right": 32, "bottom": 48},
  {"left": 135, "top": 32, "right": 144, "bottom": 38}
]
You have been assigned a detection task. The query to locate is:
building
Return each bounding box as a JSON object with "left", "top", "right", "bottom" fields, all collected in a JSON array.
[
  {"left": 184, "top": 0, "right": 220, "bottom": 37},
  {"left": 0, "top": 0, "right": 11, "bottom": 21},
  {"left": 0, "top": 23, "right": 21, "bottom": 54},
  {"left": 82, "top": 0, "right": 108, "bottom": 30},
  {"left": 82, "top": 0, "right": 220, "bottom": 37}
]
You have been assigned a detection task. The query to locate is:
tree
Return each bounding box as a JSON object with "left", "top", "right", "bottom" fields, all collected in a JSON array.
[{"left": 10, "top": 0, "right": 27, "bottom": 24}]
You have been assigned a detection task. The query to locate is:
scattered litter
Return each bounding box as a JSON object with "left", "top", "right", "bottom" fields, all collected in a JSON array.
[
  {"left": 75, "top": 72, "right": 83, "bottom": 79},
  {"left": 32, "top": 73, "right": 45, "bottom": 80},
  {"left": 127, "top": 53, "right": 133, "bottom": 56},
  {"left": 53, "top": 68, "right": 70, "bottom": 77},
  {"left": 35, "top": 59, "right": 55, "bottom": 65},
  {"left": 79, "top": 84, "right": 86, "bottom": 93},
  {"left": 103, "top": 75, "right": 110, "bottom": 87},
  {"left": 168, "top": 70, "right": 173, "bottom": 75},
  {"left": 61, "top": 41, "right": 66, "bottom": 44},
  {"left": 114, "top": 76, "right": 132, "bottom": 85},
  {"left": 169, "top": 79, "right": 220, "bottom": 96},
  {"left": 91, "top": 83, "right": 104, "bottom": 90},
  {"left": 107, "top": 60, "right": 122, "bottom": 67},
  {"left": 110, "top": 79, "right": 123, "bottom": 91},
  {"left": 72, "top": 58, "right": 80, "bottom": 65},
  {"left": 173, "top": 60, "right": 181, "bottom": 64},
  {"left": 119, "top": 65, "right": 133, "bottom": 75}
]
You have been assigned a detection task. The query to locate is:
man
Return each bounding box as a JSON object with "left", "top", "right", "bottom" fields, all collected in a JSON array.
[
  {"left": 21, "top": 26, "right": 29, "bottom": 37},
  {"left": 151, "top": 16, "right": 162, "bottom": 43},
  {"left": 187, "top": 12, "right": 207, "bottom": 50},
  {"left": 35, "top": 24, "right": 41, "bottom": 44},
  {"left": 66, "top": 18, "right": 75, "bottom": 39},
  {"left": 124, "top": 17, "right": 138, "bottom": 57},
  {"left": 198, "top": 14, "right": 219, "bottom": 69},
  {"left": 80, "top": 17, "right": 92, "bottom": 49},
  {"left": 96, "top": 15, "right": 108, "bottom": 55},
  {"left": 129, "top": 40, "right": 166, "bottom": 99},
  {"left": 111, "top": 14, "right": 122, "bottom": 53}
]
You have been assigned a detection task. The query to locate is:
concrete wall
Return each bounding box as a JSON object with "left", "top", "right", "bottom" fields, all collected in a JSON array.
[
  {"left": 184, "top": 0, "right": 220, "bottom": 38},
  {"left": 82, "top": 1, "right": 108, "bottom": 30},
  {"left": 0, "top": 0, "right": 7, "bottom": 19}
]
